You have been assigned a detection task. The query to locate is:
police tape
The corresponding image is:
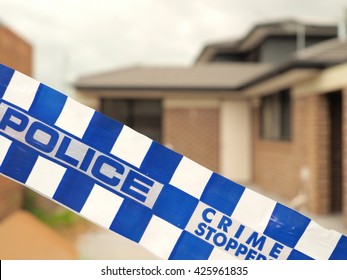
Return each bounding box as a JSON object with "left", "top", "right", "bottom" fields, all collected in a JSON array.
[{"left": 0, "top": 64, "right": 346, "bottom": 260}]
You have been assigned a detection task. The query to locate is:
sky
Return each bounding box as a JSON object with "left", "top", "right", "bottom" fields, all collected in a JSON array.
[{"left": 0, "top": 0, "right": 347, "bottom": 93}]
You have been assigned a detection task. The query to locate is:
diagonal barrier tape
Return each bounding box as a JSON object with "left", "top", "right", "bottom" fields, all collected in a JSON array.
[{"left": 0, "top": 64, "right": 346, "bottom": 260}]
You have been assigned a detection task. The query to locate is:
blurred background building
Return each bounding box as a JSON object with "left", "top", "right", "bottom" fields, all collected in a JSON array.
[{"left": 75, "top": 19, "right": 347, "bottom": 225}]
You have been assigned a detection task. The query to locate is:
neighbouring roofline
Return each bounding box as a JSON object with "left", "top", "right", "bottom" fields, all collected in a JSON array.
[{"left": 195, "top": 19, "right": 338, "bottom": 63}]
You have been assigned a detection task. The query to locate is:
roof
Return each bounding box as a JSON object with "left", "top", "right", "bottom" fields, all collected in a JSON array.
[
  {"left": 76, "top": 38, "right": 347, "bottom": 94},
  {"left": 75, "top": 20, "right": 345, "bottom": 96},
  {"left": 75, "top": 63, "right": 275, "bottom": 91},
  {"left": 238, "top": 39, "right": 347, "bottom": 90},
  {"left": 293, "top": 38, "right": 347, "bottom": 65},
  {"left": 195, "top": 19, "right": 337, "bottom": 63}
]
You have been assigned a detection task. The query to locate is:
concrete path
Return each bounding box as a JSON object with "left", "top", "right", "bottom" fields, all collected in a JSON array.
[
  {"left": 0, "top": 210, "right": 78, "bottom": 259},
  {"left": 76, "top": 228, "right": 158, "bottom": 260}
]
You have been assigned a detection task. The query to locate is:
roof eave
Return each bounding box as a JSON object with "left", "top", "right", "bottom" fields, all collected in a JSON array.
[
  {"left": 238, "top": 60, "right": 332, "bottom": 91},
  {"left": 75, "top": 85, "right": 242, "bottom": 92}
]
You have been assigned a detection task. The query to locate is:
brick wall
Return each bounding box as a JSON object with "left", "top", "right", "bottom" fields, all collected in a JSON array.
[
  {"left": 305, "top": 95, "right": 331, "bottom": 214},
  {"left": 163, "top": 105, "right": 219, "bottom": 172},
  {"left": 253, "top": 97, "right": 304, "bottom": 200},
  {"left": 0, "top": 176, "right": 24, "bottom": 220},
  {"left": 0, "top": 26, "right": 32, "bottom": 76},
  {"left": 253, "top": 93, "right": 334, "bottom": 214}
]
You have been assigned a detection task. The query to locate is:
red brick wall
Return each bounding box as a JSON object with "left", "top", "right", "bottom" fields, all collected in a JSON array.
[
  {"left": 0, "top": 26, "right": 32, "bottom": 76},
  {"left": 253, "top": 93, "right": 333, "bottom": 214},
  {"left": 0, "top": 176, "right": 24, "bottom": 220},
  {"left": 253, "top": 97, "right": 304, "bottom": 200},
  {"left": 163, "top": 107, "right": 219, "bottom": 172},
  {"left": 305, "top": 95, "right": 330, "bottom": 214},
  {"left": 254, "top": 86, "right": 347, "bottom": 220}
]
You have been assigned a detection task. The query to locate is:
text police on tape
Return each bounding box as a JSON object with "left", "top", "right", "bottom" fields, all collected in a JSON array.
[{"left": 0, "top": 102, "right": 163, "bottom": 208}]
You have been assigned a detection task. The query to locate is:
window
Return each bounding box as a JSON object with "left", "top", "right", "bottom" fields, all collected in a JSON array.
[
  {"left": 260, "top": 89, "right": 291, "bottom": 140},
  {"left": 101, "top": 99, "right": 162, "bottom": 142}
]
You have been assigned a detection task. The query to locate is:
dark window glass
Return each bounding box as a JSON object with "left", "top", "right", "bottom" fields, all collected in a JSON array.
[
  {"left": 260, "top": 89, "right": 291, "bottom": 140},
  {"left": 101, "top": 99, "right": 162, "bottom": 143}
]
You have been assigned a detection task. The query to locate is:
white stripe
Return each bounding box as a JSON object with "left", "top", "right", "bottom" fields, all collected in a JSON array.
[
  {"left": 169, "top": 157, "right": 212, "bottom": 198},
  {"left": 55, "top": 97, "right": 95, "bottom": 138},
  {"left": 80, "top": 184, "right": 124, "bottom": 228},
  {"left": 231, "top": 188, "right": 276, "bottom": 233},
  {"left": 110, "top": 125, "right": 152, "bottom": 168},
  {"left": 209, "top": 248, "right": 238, "bottom": 260},
  {"left": 140, "top": 216, "right": 182, "bottom": 259},
  {"left": 294, "top": 221, "right": 341, "bottom": 259},
  {"left": 2, "top": 71, "right": 40, "bottom": 110},
  {"left": 0, "top": 135, "right": 12, "bottom": 166},
  {"left": 26, "top": 156, "right": 66, "bottom": 198}
]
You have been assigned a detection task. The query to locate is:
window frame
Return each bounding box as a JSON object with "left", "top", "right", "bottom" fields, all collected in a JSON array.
[
  {"left": 260, "top": 89, "right": 291, "bottom": 141},
  {"left": 101, "top": 99, "right": 162, "bottom": 143}
]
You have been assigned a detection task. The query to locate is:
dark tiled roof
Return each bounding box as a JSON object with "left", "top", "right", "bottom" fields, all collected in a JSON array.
[{"left": 75, "top": 63, "right": 275, "bottom": 91}]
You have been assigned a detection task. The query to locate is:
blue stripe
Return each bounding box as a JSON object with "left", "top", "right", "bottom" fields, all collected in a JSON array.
[
  {"left": 153, "top": 184, "right": 198, "bottom": 229},
  {"left": 264, "top": 203, "right": 311, "bottom": 248},
  {"left": 0, "top": 139, "right": 38, "bottom": 183},
  {"left": 82, "top": 111, "right": 123, "bottom": 154},
  {"left": 200, "top": 173, "right": 245, "bottom": 216},
  {"left": 53, "top": 169, "right": 94, "bottom": 212},
  {"left": 169, "top": 231, "right": 213, "bottom": 260},
  {"left": 329, "top": 235, "right": 347, "bottom": 260},
  {"left": 140, "top": 142, "right": 183, "bottom": 184},
  {"left": 0, "top": 64, "right": 14, "bottom": 98},
  {"left": 109, "top": 198, "right": 152, "bottom": 242},
  {"left": 29, "top": 84, "right": 67, "bottom": 125},
  {"left": 287, "top": 249, "right": 314, "bottom": 260}
]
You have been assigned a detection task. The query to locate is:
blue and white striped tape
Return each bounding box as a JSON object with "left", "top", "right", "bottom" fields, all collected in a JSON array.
[{"left": 0, "top": 64, "right": 346, "bottom": 260}]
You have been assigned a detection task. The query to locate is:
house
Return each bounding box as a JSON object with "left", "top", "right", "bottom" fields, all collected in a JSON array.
[
  {"left": 0, "top": 21, "right": 33, "bottom": 219},
  {"left": 75, "top": 19, "right": 347, "bottom": 225}
]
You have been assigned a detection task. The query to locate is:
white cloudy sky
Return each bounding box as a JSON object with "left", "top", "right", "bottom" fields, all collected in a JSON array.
[{"left": 0, "top": 0, "right": 346, "bottom": 93}]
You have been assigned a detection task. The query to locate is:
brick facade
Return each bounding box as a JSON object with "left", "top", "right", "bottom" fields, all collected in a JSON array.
[
  {"left": 305, "top": 94, "right": 331, "bottom": 214},
  {"left": 0, "top": 177, "right": 24, "bottom": 220},
  {"left": 163, "top": 106, "right": 219, "bottom": 172},
  {"left": 0, "top": 24, "right": 32, "bottom": 219},
  {"left": 253, "top": 91, "right": 345, "bottom": 216},
  {"left": 0, "top": 26, "right": 32, "bottom": 76},
  {"left": 253, "top": 97, "right": 303, "bottom": 200}
]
